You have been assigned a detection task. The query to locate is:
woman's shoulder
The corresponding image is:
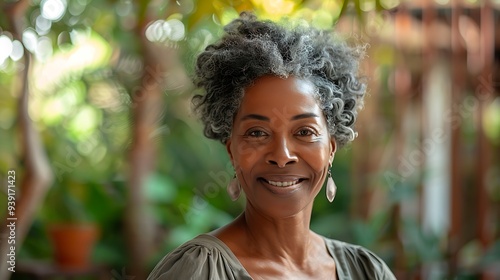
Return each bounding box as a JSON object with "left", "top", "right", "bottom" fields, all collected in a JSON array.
[
  {"left": 323, "top": 237, "right": 397, "bottom": 280},
  {"left": 147, "top": 234, "right": 252, "bottom": 280}
]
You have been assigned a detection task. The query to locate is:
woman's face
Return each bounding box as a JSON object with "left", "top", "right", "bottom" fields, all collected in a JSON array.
[{"left": 226, "top": 75, "right": 335, "bottom": 218}]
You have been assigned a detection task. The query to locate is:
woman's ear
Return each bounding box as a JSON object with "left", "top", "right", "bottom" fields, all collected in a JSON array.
[{"left": 329, "top": 139, "right": 337, "bottom": 162}]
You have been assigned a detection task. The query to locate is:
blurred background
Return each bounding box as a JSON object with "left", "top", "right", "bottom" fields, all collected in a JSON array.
[{"left": 0, "top": 0, "right": 499, "bottom": 279}]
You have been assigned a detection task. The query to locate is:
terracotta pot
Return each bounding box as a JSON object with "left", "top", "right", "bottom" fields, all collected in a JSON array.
[{"left": 48, "top": 224, "right": 99, "bottom": 270}]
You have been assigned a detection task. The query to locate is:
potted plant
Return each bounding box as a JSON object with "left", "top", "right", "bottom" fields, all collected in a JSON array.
[{"left": 41, "top": 177, "right": 102, "bottom": 270}]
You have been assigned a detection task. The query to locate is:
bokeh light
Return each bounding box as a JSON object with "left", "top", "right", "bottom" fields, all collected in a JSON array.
[
  {"left": 219, "top": 8, "right": 239, "bottom": 26},
  {"left": 381, "top": 0, "right": 400, "bottom": 9},
  {"left": 175, "top": 0, "right": 194, "bottom": 14},
  {"left": 36, "top": 15, "right": 53, "bottom": 35},
  {"left": 145, "top": 20, "right": 164, "bottom": 42},
  {"left": 35, "top": 36, "right": 53, "bottom": 61},
  {"left": 67, "top": 105, "right": 101, "bottom": 140},
  {"left": 260, "top": 0, "right": 296, "bottom": 16},
  {"left": 40, "top": 96, "right": 67, "bottom": 125},
  {"left": 145, "top": 18, "right": 185, "bottom": 43},
  {"left": 41, "top": 0, "right": 67, "bottom": 21},
  {"left": 22, "top": 28, "right": 38, "bottom": 53},
  {"left": 68, "top": 0, "right": 86, "bottom": 16},
  {"left": 0, "top": 35, "right": 13, "bottom": 64},
  {"left": 10, "top": 40, "right": 24, "bottom": 61},
  {"left": 166, "top": 19, "right": 185, "bottom": 41}
]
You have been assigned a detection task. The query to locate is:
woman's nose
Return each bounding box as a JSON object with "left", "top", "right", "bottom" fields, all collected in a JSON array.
[{"left": 265, "top": 137, "right": 298, "bottom": 168}]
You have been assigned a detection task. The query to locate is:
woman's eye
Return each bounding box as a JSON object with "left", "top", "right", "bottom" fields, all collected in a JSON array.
[
  {"left": 247, "top": 130, "right": 267, "bottom": 138},
  {"left": 296, "top": 129, "right": 315, "bottom": 137}
]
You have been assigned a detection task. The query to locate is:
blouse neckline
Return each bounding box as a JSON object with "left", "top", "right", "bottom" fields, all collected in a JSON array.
[{"left": 198, "top": 233, "right": 342, "bottom": 279}]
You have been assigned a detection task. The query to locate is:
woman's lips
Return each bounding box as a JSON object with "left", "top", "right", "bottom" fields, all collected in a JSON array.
[{"left": 258, "top": 178, "right": 305, "bottom": 195}]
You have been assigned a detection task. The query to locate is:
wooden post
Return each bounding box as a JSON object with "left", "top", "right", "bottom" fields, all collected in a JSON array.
[
  {"left": 478, "top": 1, "right": 494, "bottom": 279},
  {"left": 449, "top": 0, "right": 466, "bottom": 277},
  {"left": 392, "top": 3, "right": 413, "bottom": 278},
  {"left": 124, "top": 7, "right": 163, "bottom": 278}
]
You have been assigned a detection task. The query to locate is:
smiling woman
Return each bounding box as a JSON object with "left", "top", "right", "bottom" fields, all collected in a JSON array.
[
  {"left": 148, "top": 12, "right": 396, "bottom": 280},
  {"left": 227, "top": 76, "right": 333, "bottom": 219}
]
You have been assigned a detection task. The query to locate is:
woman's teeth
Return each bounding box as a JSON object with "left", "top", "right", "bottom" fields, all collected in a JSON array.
[{"left": 267, "top": 180, "right": 298, "bottom": 187}]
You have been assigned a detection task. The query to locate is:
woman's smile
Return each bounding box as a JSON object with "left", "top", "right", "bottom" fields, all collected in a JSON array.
[
  {"left": 259, "top": 178, "right": 305, "bottom": 195},
  {"left": 257, "top": 175, "right": 307, "bottom": 195},
  {"left": 264, "top": 179, "right": 299, "bottom": 187}
]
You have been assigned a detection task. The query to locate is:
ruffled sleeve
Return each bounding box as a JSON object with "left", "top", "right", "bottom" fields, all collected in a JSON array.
[
  {"left": 325, "top": 238, "right": 397, "bottom": 280},
  {"left": 147, "top": 234, "right": 252, "bottom": 280}
]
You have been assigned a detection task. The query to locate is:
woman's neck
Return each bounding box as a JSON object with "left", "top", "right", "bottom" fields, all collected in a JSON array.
[{"left": 238, "top": 203, "right": 317, "bottom": 266}]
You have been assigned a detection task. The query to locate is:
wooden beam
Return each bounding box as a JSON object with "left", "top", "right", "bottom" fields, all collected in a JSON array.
[
  {"left": 448, "top": 0, "right": 466, "bottom": 277},
  {"left": 478, "top": 1, "right": 494, "bottom": 279}
]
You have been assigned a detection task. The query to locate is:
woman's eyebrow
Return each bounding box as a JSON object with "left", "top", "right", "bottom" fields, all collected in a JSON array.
[{"left": 291, "top": 113, "right": 320, "bottom": 120}]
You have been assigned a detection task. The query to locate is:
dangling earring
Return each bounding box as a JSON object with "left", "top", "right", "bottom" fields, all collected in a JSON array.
[
  {"left": 227, "top": 174, "right": 241, "bottom": 201},
  {"left": 326, "top": 166, "right": 337, "bottom": 203}
]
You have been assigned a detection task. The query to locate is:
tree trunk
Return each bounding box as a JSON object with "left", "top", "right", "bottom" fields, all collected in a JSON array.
[
  {"left": 124, "top": 13, "right": 164, "bottom": 278},
  {"left": 0, "top": 1, "right": 54, "bottom": 279}
]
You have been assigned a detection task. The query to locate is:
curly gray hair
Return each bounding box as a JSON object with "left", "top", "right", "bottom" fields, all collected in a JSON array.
[{"left": 192, "top": 12, "right": 366, "bottom": 148}]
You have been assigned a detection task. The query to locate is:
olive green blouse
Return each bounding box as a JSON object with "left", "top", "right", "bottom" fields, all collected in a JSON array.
[{"left": 148, "top": 234, "right": 396, "bottom": 280}]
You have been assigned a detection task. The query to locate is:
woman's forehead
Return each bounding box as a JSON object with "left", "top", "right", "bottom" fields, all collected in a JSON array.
[{"left": 236, "top": 76, "right": 322, "bottom": 120}]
